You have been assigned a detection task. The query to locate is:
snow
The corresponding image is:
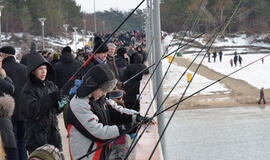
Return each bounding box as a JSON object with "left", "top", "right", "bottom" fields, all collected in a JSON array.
[
  {"left": 163, "top": 33, "right": 270, "bottom": 90},
  {"left": 184, "top": 53, "right": 270, "bottom": 89},
  {"left": 162, "top": 58, "right": 229, "bottom": 96}
]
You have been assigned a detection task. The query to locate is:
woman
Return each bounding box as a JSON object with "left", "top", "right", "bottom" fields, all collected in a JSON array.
[
  {"left": 21, "top": 53, "right": 63, "bottom": 154},
  {"left": 65, "top": 64, "right": 147, "bottom": 160}
]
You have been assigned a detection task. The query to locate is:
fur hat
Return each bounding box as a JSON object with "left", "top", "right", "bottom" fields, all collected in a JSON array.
[
  {"left": 0, "top": 94, "right": 15, "bottom": 118},
  {"left": 93, "top": 36, "right": 108, "bottom": 54},
  {"left": 29, "top": 144, "right": 61, "bottom": 160},
  {"left": 76, "top": 64, "right": 117, "bottom": 98},
  {"left": 61, "top": 46, "right": 72, "bottom": 54},
  {"left": 0, "top": 46, "right": 15, "bottom": 55}
]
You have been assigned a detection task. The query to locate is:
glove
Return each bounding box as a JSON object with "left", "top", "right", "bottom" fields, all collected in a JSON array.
[
  {"left": 118, "top": 123, "right": 134, "bottom": 134},
  {"left": 136, "top": 114, "right": 151, "bottom": 124},
  {"left": 58, "top": 95, "right": 69, "bottom": 111}
]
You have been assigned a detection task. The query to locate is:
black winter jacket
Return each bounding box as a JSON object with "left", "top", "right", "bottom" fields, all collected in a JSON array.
[
  {"left": 2, "top": 56, "right": 27, "bottom": 121},
  {"left": 54, "top": 51, "right": 81, "bottom": 94},
  {"left": 21, "top": 53, "right": 62, "bottom": 152},
  {"left": 123, "top": 53, "right": 148, "bottom": 111}
]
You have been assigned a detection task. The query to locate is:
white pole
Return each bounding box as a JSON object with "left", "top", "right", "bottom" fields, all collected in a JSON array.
[
  {"left": 72, "top": 27, "right": 78, "bottom": 51},
  {"left": 39, "top": 18, "right": 46, "bottom": 51},
  {"left": 93, "top": 0, "right": 97, "bottom": 33}
]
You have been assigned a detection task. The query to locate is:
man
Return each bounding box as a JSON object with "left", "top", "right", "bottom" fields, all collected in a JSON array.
[
  {"left": 258, "top": 87, "right": 266, "bottom": 104},
  {"left": 106, "top": 43, "right": 119, "bottom": 79},
  {"left": 64, "top": 64, "right": 148, "bottom": 160},
  {"left": 0, "top": 46, "right": 28, "bottom": 160},
  {"left": 54, "top": 46, "right": 81, "bottom": 95}
]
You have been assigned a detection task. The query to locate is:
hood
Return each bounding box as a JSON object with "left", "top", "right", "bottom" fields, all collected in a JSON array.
[
  {"left": 130, "top": 53, "right": 143, "bottom": 64},
  {"left": 60, "top": 52, "right": 73, "bottom": 63},
  {"left": 26, "top": 53, "right": 55, "bottom": 82},
  {"left": 0, "top": 94, "right": 15, "bottom": 118}
]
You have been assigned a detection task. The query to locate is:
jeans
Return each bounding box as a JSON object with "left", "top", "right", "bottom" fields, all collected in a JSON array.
[{"left": 12, "top": 120, "right": 28, "bottom": 160}]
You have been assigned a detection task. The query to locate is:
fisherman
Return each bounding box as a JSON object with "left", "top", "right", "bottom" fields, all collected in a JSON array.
[{"left": 65, "top": 64, "right": 149, "bottom": 160}]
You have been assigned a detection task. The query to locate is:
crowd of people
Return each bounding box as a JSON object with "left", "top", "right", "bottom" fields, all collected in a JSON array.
[{"left": 0, "top": 30, "right": 152, "bottom": 160}]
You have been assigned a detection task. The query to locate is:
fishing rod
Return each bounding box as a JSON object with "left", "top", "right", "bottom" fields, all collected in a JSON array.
[
  {"left": 125, "top": 1, "right": 206, "bottom": 158},
  {"left": 61, "top": 0, "right": 146, "bottom": 94},
  {"left": 148, "top": 1, "right": 244, "bottom": 158},
  {"left": 157, "top": 53, "right": 270, "bottom": 116},
  {"left": 125, "top": 25, "right": 222, "bottom": 159}
]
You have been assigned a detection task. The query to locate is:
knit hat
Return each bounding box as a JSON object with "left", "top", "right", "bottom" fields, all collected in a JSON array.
[
  {"left": 76, "top": 64, "right": 117, "bottom": 98},
  {"left": 61, "top": 46, "right": 72, "bottom": 54},
  {"left": 0, "top": 46, "right": 15, "bottom": 55},
  {"left": 29, "top": 144, "right": 61, "bottom": 160},
  {"left": 93, "top": 36, "right": 108, "bottom": 54},
  {"left": 107, "top": 89, "right": 124, "bottom": 100}
]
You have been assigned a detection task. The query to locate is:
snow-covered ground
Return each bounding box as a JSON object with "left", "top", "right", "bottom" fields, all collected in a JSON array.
[
  {"left": 163, "top": 33, "right": 270, "bottom": 90},
  {"left": 184, "top": 53, "right": 270, "bottom": 89},
  {"left": 162, "top": 59, "right": 229, "bottom": 96}
]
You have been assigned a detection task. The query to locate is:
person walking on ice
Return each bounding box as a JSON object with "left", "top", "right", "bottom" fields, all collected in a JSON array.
[{"left": 258, "top": 87, "right": 266, "bottom": 104}]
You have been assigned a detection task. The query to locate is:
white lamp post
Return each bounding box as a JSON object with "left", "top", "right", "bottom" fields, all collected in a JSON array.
[
  {"left": 38, "top": 18, "right": 46, "bottom": 51},
  {"left": 63, "top": 24, "right": 69, "bottom": 45},
  {"left": 0, "top": 6, "right": 4, "bottom": 47},
  {"left": 93, "top": 0, "right": 97, "bottom": 33},
  {"left": 72, "top": 27, "right": 78, "bottom": 51}
]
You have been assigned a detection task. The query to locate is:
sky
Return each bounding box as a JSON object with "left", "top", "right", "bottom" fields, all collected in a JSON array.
[{"left": 75, "top": 0, "right": 147, "bottom": 13}]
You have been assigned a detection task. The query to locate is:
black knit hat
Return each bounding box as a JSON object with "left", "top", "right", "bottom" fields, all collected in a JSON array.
[
  {"left": 76, "top": 64, "right": 117, "bottom": 98},
  {"left": 0, "top": 46, "right": 15, "bottom": 55},
  {"left": 61, "top": 46, "right": 72, "bottom": 54},
  {"left": 93, "top": 36, "right": 108, "bottom": 54}
]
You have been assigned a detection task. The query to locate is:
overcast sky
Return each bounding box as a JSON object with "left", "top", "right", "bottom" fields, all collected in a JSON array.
[{"left": 75, "top": 0, "right": 147, "bottom": 13}]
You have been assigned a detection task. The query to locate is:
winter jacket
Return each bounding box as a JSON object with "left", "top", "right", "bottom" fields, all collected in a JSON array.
[
  {"left": 21, "top": 53, "right": 62, "bottom": 152},
  {"left": 123, "top": 53, "right": 148, "bottom": 111},
  {"left": 66, "top": 96, "right": 138, "bottom": 160},
  {"left": 0, "top": 75, "right": 16, "bottom": 149},
  {"left": 106, "top": 55, "right": 119, "bottom": 80},
  {"left": 54, "top": 51, "right": 81, "bottom": 94},
  {"left": 2, "top": 56, "right": 27, "bottom": 121},
  {"left": 115, "top": 55, "right": 129, "bottom": 81}
]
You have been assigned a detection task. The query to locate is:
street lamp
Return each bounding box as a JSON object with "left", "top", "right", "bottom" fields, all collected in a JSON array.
[
  {"left": 81, "top": 29, "right": 85, "bottom": 47},
  {"left": 93, "top": 0, "right": 97, "bottom": 33},
  {"left": 72, "top": 27, "right": 78, "bottom": 51},
  {"left": 38, "top": 18, "right": 46, "bottom": 51},
  {"left": 0, "top": 5, "right": 4, "bottom": 47},
  {"left": 63, "top": 24, "right": 69, "bottom": 45}
]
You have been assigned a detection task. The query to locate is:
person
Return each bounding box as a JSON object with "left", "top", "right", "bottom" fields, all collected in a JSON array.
[
  {"left": 123, "top": 53, "right": 149, "bottom": 112},
  {"left": 233, "top": 51, "right": 238, "bottom": 67},
  {"left": 238, "top": 55, "right": 243, "bottom": 66},
  {"left": 212, "top": 51, "right": 217, "bottom": 63},
  {"left": 258, "top": 87, "right": 266, "bottom": 104},
  {"left": 50, "top": 53, "right": 60, "bottom": 66},
  {"left": 78, "top": 36, "right": 109, "bottom": 79},
  {"left": 230, "top": 58, "right": 233, "bottom": 67},
  {"left": 262, "top": 57, "right": 264, "bottom": 64},
  {"left": 207, "top": 52, "right": 211, "bottom": 63},
  {"left": 106, "top": 43, "right": 119, "bottom": 79},
  {"left": 115, "top": 47, "right": 130, "bottom": 81},
  {"left": 0, "top": 67, "right": 17, "bottom": 160},
  {"left": 54, "top": 46, "right": 81, "bottom": 95},
  {"left": 20, "top": 42, "right": 37, "bottom": 65},
  {"left": 28, "top": 144, "right": 62, "bottom": 160},
  {"left": 0, "top": 46, "right": 28, "bottom": 160},
  {"left": 135, "top": 46, "right": 147, "bottom": 62},
  {"left": 20, "top": 53, "right": 63, "bottom": 154},
  {"left": 218, "top": 50, "right": 223, "bottom": 62},
  {"left": 64, "top": 64, "right": 148, "bottom": 160}
]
